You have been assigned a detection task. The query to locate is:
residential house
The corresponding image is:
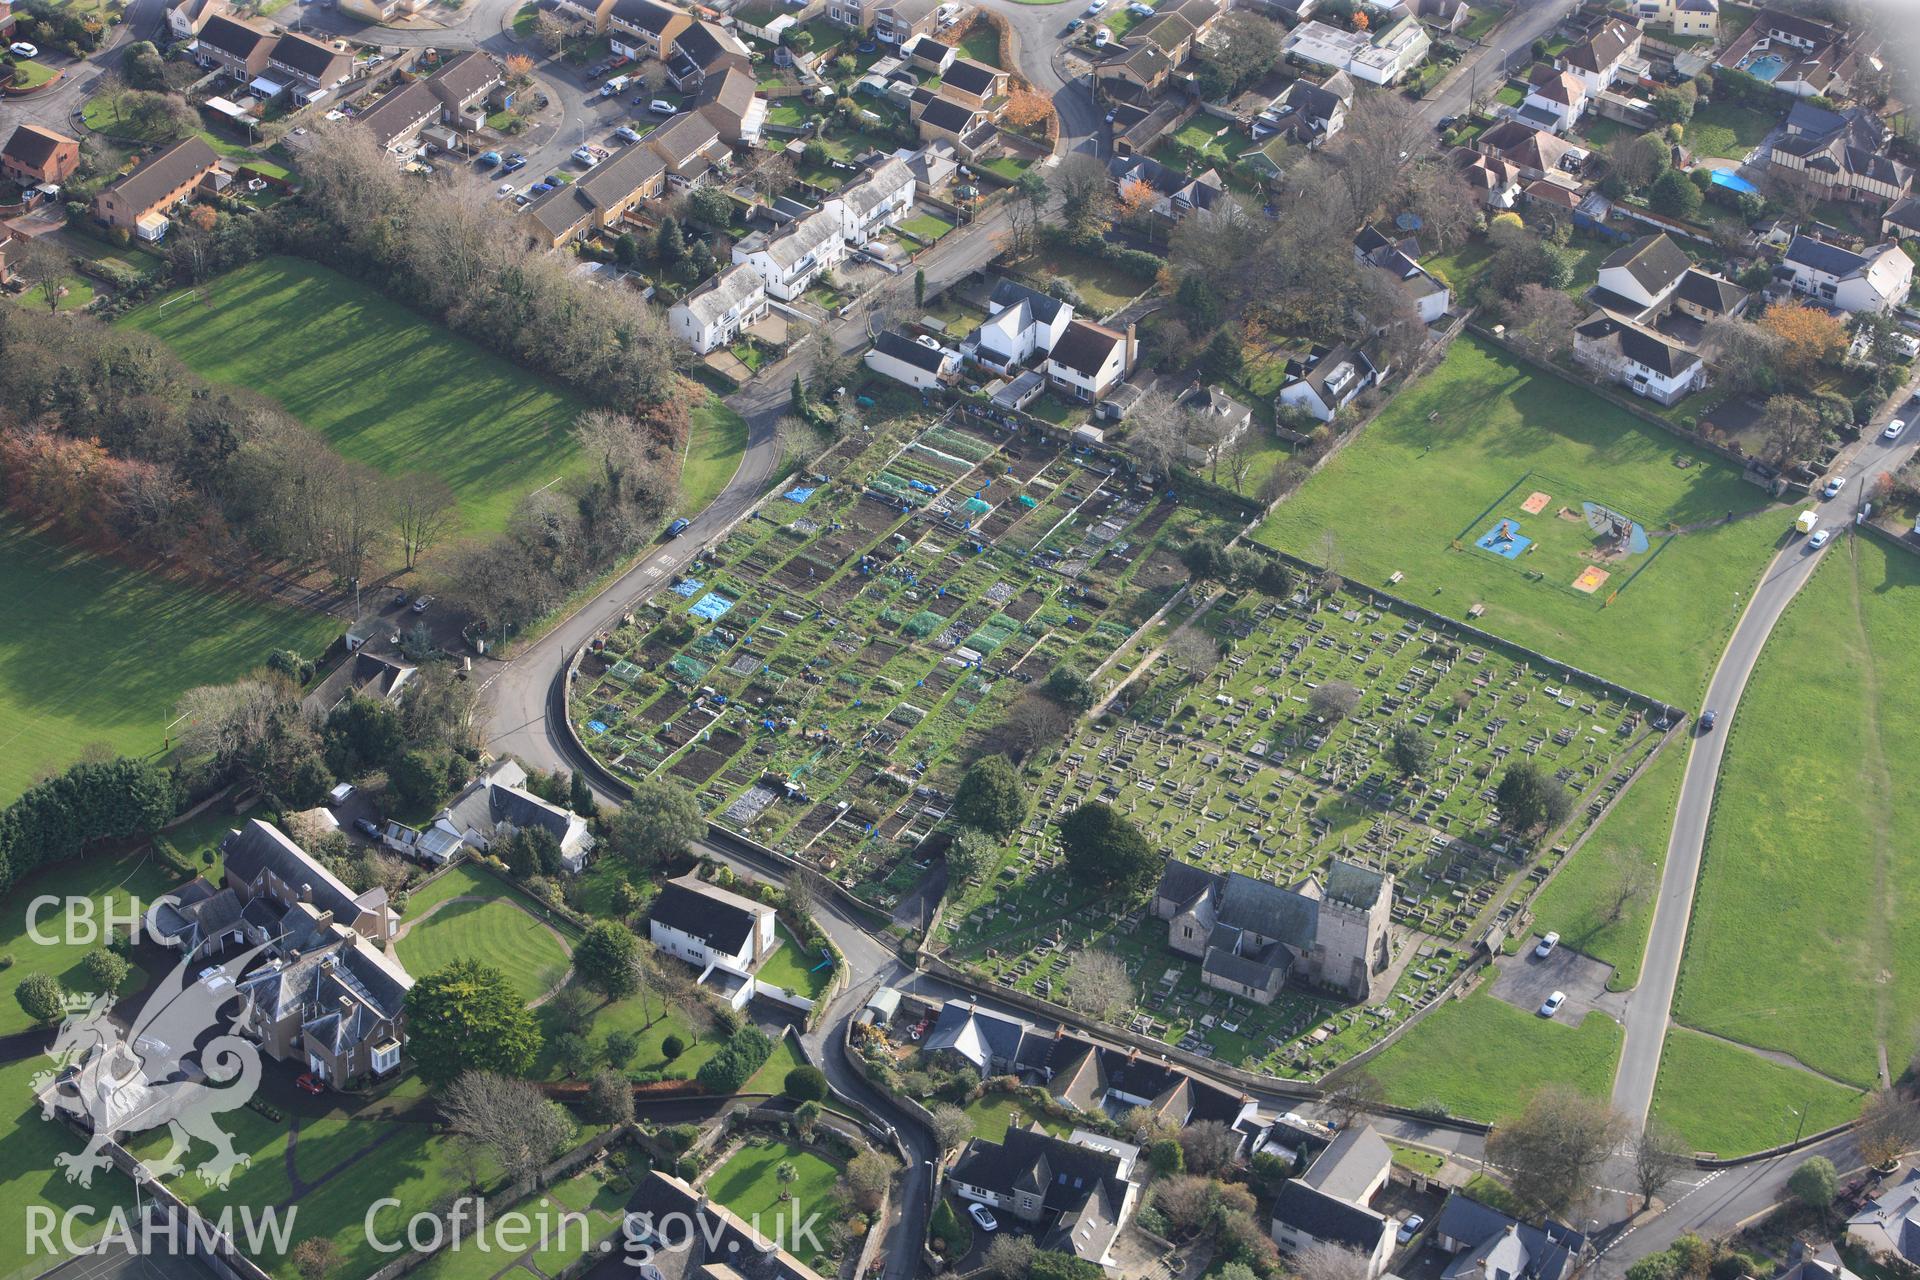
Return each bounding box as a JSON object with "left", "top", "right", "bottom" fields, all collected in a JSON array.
[
  {"left": 642, "top": 109, "right": 731, "bottom": 186},
  {"left": 1524, "top": 179, "right": 1581, "bottom": 214},
  {"left": 872, "top": 0, "right": 948, "bottom": 47},
  {"left": 1777, "top": 233, "right": 1913, "bottom": 312},
  {"left": 1475, "top": 119, "right": 1583, "bottom": 179},
  {"left": 665, "top": 18, "right": 751, "bottom": 90},
  {"left": 914, "top": 92, "right": 991, "bottom": 156},
  {"left": 0, "top": 230, "right": 18, "bottom": 285},
  {"left": 838, "top": 154, "right": 916, "bottom": 246},
  {"left": 1453, "top": 146, "right": 1523, "bottom": 208},
  {"left": 625, "top": 1169, "right": 830, "bottom": 1280},
  {"left": 647, "top": 872, "right": 778, "bottom": 1003},
  {"left": 1275, "top": 341, "right": 1383, "bottom": 422},
  {"left": 972, "top": 278, "right": 1074, "bottom": 370},
  {"left": 897, "top": 139, "right": 960, "bottom": 190},
  {"left": 668, "top": 261, "right": 768, "bottom": 354},
  {"left": 302, "top": 651, "right": 416, "bottom": 719},
  {"left": 90, "top": 136, "right": 221, "bottom": 240},
  {"left": 1094, "top": 41, "right": 1178, "bottom": 108},
  {"left": 1270, "top": 1124, "right": 1396, "bottom": 1278},
  {"left": 1047, "top": 319, "right": 1133, "bottom": 402},
  {"left": 1126, "top": 10, "right": 1200, "bottom": 64},
  {"left": 734, "top": 200, "right": 847, "bottom": 300},
  {"left": 1407, "top": 0, "right": 1469, "bottom": 34},
  {"left": 1154, "top": 857, "right": 1394, "bottom": 1003},
  {"left": 1553, "top": 17, "right": 1643, "bottom": 94},
  {"left": 356, "top": 52, "right": 503, "bottom": 153},
  {"left": 266, "top": 32, "right": 354, "bottom": 103},
  {"left": 165, "top": 0, "right": 225, "bottom": 41},
  {"left": 1882, "top": 195, "right": 1920, "bottom": 241},
  {"left": 1767, "top": 102, "right": 1912, "bottom": 206},
  {"left": 1716, "top": 9, "right": 1862, "bottom": 100},
  {"left": 1593, "top": 231, "right": 1694, "bottom": 311},
  {"left": 1179, "top": 384, "right": 1253, "bottom": 467},
  {"left": 1775, "top": 1242, "right": 1866, "bottom": 1280},
  {"left": 1636, "top": 0, "right": 1716, "bottom": 38},
  {"left": 522, "top": 141, "right": 666, "bottom": 246},
  {"left": 1252, "top": 72, "right": 1352, "bottom": 148},
  {"left": 1846, "top": 1169, "right": 1920, "bottom": 1269},
  {"left": 194, "top": 13, "right": 274, "bottom": 80},
  {"left": 1355, "top": 223, "right": 1450, "bottom": 323},
  {"left": 2, "top": 123, "right": 81, "bottom": 186},
  {"left": 1109, "top": 152, "right": 1223, "bottom": 223},
  {"left": 1430, "top": 1192, "right": 1590, "bottom": 1280},
  {"left": 948, "top": 1127, "right": 1142, "bottom": 1271},
  {"left": 923, "top": 999, "right": 1052, "bottom": 1077},
  {"left": 605, "top": 0, "right": 693, "bottom": 61},
  {"left": 1573, "top": 310, "right": 1703, "bottom": 405},
  {"left": 1044, "top": 1035, "right": 1252, "bottom": 1131},
  {"left": 340, "top": 0, "right": 428, "bottom": 21},
  {"left": 693, "top": 66, "right": 766, "bottom": 144},
  {"left": 382, "top": 758, "right": 595, "bottom": 871},
  {"left": 1281, "top": 17, "right": 1430, "bottom": 86},
  {"left": 428, "top": 50, "right": 505, "bottom": 120},
  {"left": 357, "top": 81, "right": 446, "bottom": 152},
  {"left": 937, "top": 56, "right": 1007, "bottom": 110},
  {"left": 865, "top": 330, "right": 960, "bottom": 390},
  {"left": 1522, "top": 64, "right": 1589, "bottom": 133}
]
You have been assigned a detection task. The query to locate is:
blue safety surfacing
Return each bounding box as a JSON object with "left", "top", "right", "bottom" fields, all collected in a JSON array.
[{"left": 1476, "top": 520, "right": 1532, "bottom": 559}]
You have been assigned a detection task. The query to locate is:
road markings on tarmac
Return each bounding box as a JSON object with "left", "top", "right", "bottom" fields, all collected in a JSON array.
[{"left": 1597, "top": 1171, "right": 1723, "bottom": 1255}]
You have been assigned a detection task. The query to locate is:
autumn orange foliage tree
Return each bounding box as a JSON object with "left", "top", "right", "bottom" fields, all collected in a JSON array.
[
  {"left": 1003, "top": 88, "right": 1053, "bottom": 135},
  {"left": 1117, "top": 178, "right": 1157, "bottom": 220},
  {"left": 1759, "top": 301, "right": 1847, "bottom": 380},
  {"left": 505, "top": 53, "right": 535, "bottom": 81}
]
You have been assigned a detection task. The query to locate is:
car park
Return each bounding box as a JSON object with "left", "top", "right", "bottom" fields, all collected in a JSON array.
[
  {"left": 1822, "top": 476, "right": 1845, "bottom": 499},
  {"left": 1535, "top": 931, "right": 1559, "bottom": 958},
  {"left": 1539, "top": 991, "right": 1566, "bottom": 1018},
  {"left": 1885, "top": 418, "right": 1907, "bottom": 440},
  {"left": 967, "top": 1204, "right": 998, "bottom": 1232},
  {"left": 1807, "top": 528, "right": 1832, "bottom": 550}
]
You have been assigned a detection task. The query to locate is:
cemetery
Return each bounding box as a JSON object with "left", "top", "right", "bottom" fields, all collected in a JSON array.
[
  {"left": 932, "top": 580, "right": 1669, "bottom": 1077},
  {"left": 569, "top": 410, "right": 1238, "bottom": 908}
]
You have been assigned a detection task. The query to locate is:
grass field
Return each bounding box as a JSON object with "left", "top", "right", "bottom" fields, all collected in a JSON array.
[
  {"left": 1366, "top": 987, "right": 1624, "bottom": 1124},
  {"left": 0, "top": 1055, "right": 138, "bottom": 1279},
  {"left": 0, "top": 849, "right": 175, "bottom": 1037},
  {"left": 1528, "top": 736, "right": 1687, "bottom": 991},
  {"left": 1671, "top": 537, "right": 1920, "bottom": 1088},
  {"left": 1682, "top": 101, "right": 1777, "bottom": 161},
  {"left": 1255, "top": 336, "right": 1783, "bottom": 703},
  {"left": 1650, "top": 1027, "right": 1865, "bottom": 1157},
  {"left": 396, "top": 895, "right": 573, "bottom": 1004},
  {"left": 123, "top": 256, "right": 591, "bottom": 543},
  {"left": 681, "top": 399, "right": 747, "bottom": 516},
  {"left": 705, "top": 1139, "right": 840, "bottom": 1270},
  {"left": 0, "top": 519, "right": 337, "bottom": 802}
]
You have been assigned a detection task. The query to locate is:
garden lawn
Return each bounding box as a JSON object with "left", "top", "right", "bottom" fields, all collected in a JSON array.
[
  {"left": 744, "top": 1032, "right": 810, "bottom": 1096},
  {"left": 1650, "top": 1027, "right": 1865, "bottom": 1157},
  {"left": 680, "top": 399, "right": 748, "bottom": 516},
  {"left": 705, "top": 1139, "right": 839, "bottom": 1270},
  {"left": 534, "top": 983, "right": 719, "bottom": 1080},
  {"left": 396, "top": 896, "right": 573, "bottom": 1004},
  {"left": 901, "top": 211, "right": 956, "bottom": 242},
  {"left": 958, "top": 24, "right": 1001, "bottom": 64},
  {"left": 962, "top": 1093, "right": 1070, "bottom": 1144},
  {"left": 1527, "top": 735, "right": 1686, "bottom": 990},
  {"left": 1671, "top": 538, "right": 1920, "bottom": 1088},
  {"left": 1254, "top": 336, "right": 1782, "bottom": 704},
  {"left": 1016, "top": 248, "right": 1144, "bottom": 316},
  {"left": 1682, "top": 100, "right": 1777, "bottom": 161},
  {"left": 1388, "top": 1141, "right": 1445, "bottom": 1176},
  {"left": 0, "top": 519, "right": 337, "bottom": 803},
  {"left": 82, "top": 87, "right": 177, "bottom": 141},
  {"left": 122, "top": 256, "right": 591, "bottom": 542},
  {"left": 0, "top": 849, "right": 174, "bottom": 1036},
  {"left": 1366, "top": 988, "right": 1623, "bottom": 1124},
  {"left": 12, "top": 275, "right": 94, "bottom": 311},
  {"left": 756, "top": 924, "right": 834, "bottom": 1000},
  {"left": 11, "top": 59, "right": 60, "bottom": 88},
  {"left": 0, "top": 1055, "right": 138, "bottom": 1279}
]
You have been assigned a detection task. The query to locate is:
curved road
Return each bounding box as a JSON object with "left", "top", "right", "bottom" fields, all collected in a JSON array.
[{"left": 1610, "top": 415, "right": 1918, "bottom": 1130}]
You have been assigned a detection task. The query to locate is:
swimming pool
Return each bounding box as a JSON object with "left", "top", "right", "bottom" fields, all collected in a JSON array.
[
  {"left": 1709, "top": 169, "right": 1760, "bottom": 195},
  {"left": 1739, "top": 51, "right": 1787, "bottom": 80}
]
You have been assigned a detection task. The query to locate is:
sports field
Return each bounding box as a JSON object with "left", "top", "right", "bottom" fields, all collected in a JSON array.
[
  {"left": 1256, "top": 337, "right": 1782, "bottom": 703},
  {"left": 0, "top": 519, "right": 338, "bottom": 803},
  {"left": 122, "top": 256, "right": 591, "bottom": 542},
  {"left": 1671, "top": 537, "right": 1920, "bottom": 1088}
]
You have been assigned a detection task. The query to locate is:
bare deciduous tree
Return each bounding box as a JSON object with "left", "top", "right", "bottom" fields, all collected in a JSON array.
[
  {"left": 1633, "top": 1120, "right": 1689, "bottom": 1211},
  {"left": 1485, "top": 1086, "right": 1624, "bottom": 1218},
  {"left": 1050, "top": 152, "right": 1113, "bottom": 232},
  {"left": 1178, "top": 1119, "right": 1243, "bottom": 1174},
  {"left": 1310, "top": 680, "right": 1361, "bottom": 721},
  {"left": 320, "top": 461, "right": 394, "bottom": 588},
  {"left": 173, "top": 678, "right": 293, "bottom": 766},
  {"left": 391, "top": 473, "right": 460, "bottom": 571},
  {"left": 1296, "top": 1242, "right": 1374, "bottom": 1280},
  {"left": 1322, "top": 1066, "right": 1386, "bottom": 1129},
  {"left": 14, "top": 238, "right": 71, "bottom": 314},
  {"left": 1063, "top": 950, "right": 1134, "bottom": 1023},
  {"left": 440, "top": 1071, "right": 576, "bottom": 1190},
  {"left": 1856, "top": 1088, "right": 1920, "bottom": 1169},
  {"left": 1507, "top": 283, "right": 1583, "bottom": 362},
  {"left": 928, "top": 1103, "right": 972, "bottom": 1152},
  {"left": 1165, "top": 627, "right": 1219, "bottom": 680}
]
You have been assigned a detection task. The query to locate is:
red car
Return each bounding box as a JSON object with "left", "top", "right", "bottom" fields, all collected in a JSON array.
[{"left": 294, "top": 1073, "right": 327, "bottom": 1096}]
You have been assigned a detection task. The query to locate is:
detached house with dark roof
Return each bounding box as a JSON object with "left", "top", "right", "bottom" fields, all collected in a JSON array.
[
  {"left": 1576, "top": 232, "right": 1748, "bottom": 404},
  {"left": 1778, "top": 232, "right": 1914, "bottom": 313},
  {"left": 1276, "top": 341, "right": 1384, "bottom": 423},
  {"left": 2, "top": 123, "right": 81, "bottom": 186},
  {"left": 1431, "top": 1191, "right": 1590, "bottom": 1280},
  {"left": 381, "top": 758, "right": 595, "bottom": 870},
  {"left": 647, "top": 873, "right": 793, "bottom": 1009},
  {"left": 1768, "top": 102, "right": 1912, "bottom": 206},
  {"left": 1154, "top": 857, "right": 1394, "bottom": 1002},
  {"left": 972, "top": 278, "right": 1075, "bottom": 370},
  {"left": 1271, "top": 1122, "right": 1396, "bottom": 1276},
  {"left": 666, "top": 18, "right": 750, "bottom": 90},
  {"left": 91, "top": 136, "right": 221, "bottom": 240},
  {"left": 1046, "top": 319, "right": 1134, "bottom": 402},
  {"left": 1553, "top": 17, "right": 1642, "bottom": 93},
  {"left": 1355, "top": 223, "right": 1450, "bottom": 323},
  {"left": 948, "top": 1127, "right": 1142, "bottom": 1271},
  {"left": 865, "top": 330, "right": 961, "bottom": 390},
  {"left": 1846, "top": 1167, "right": 1920, "bottom": 1268},
  {"left": 924, "top": 999, "right": 1052, "bottom": 1077}
]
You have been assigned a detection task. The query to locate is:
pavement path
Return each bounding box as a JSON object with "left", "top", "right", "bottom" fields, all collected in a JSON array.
[{"left": 1610, "top": 412, "right": 1920, "bottom": 1131}]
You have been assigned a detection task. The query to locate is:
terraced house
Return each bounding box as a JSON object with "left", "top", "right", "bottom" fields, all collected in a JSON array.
[{"left": 90, "top": 135, "right": 221, "bottom": 239}]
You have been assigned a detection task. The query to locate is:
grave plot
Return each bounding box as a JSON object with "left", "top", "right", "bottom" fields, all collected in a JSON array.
[
  {"left": 934, "top": 581, "right": 1665, "bottom": 1077},
  {"left": 571, "top": 415, "right": 1239, "bottom": 908}
]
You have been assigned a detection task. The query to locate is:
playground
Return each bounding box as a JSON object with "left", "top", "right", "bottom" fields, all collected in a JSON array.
[
  {"left": 569, "top": 410, "right": 1239, "bottom": 910},
  {"left": 1463, "top": 473, "right": 1663, "bottom": 601},
  {"left": 936, "top": 577, "right": 1666, "bottom": 1075}
]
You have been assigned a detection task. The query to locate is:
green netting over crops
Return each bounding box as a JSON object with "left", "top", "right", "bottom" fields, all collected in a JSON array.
[
  {"left": 965, "top": 615, "right": 1020, "bottom": 653},
  {"left": 921, "top": 426, "right": 996, "bottom": 462},
  {"left": 888, "top": 703, "right": 926, "bottom": 726},
  {"left": 667, "top": 655, "right": 709, "bottom": 682},
  {"left": 904, "top": 611, "right": 941, "bottom": 637}
]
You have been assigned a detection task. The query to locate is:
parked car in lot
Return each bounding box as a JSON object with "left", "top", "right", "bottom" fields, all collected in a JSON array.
[
  {"left": 513, "top": 193, "right": 533, "bottom": 208},
  {"left": 1064, "top": 16, "right": 1083, "bottom": 30},
  {"left": 967, "top": 1204, "right": 998, "bottom": 1232},
  {"left": 1085, "top": 0, "right": 1104, "bottom": 12},
  {"left": 1538, "top": 991, "right": 1566, "bottom": 1018},
  {"left": 649, "top": 98, "right": 676, "bottom": 114},
  {"left": 1822, "top": 475, "right": 1845, "bottom": 499},
  {"left": 1128, "top": 3, "right": 1154, "bottom": 14},
  {"left": 614, "top": 126, "right": 640, "bottom": 143},
  {"left": 572, "top": 146, "right": 597, "bottom": 164},
  {"left": 12, "top": 41, "right": 40, "bottom": 57},
  {"left": 496, "top": 182, "right": 517, "bottom": 198},
  {"left": 1535, "top": 931, "right": 1559, "bottom": 958},
  {"left": 529, "top": 182, "right": 554, "bottom": 195},
  {"left": 477, "top": 150, "right": 502, "bottom": 167}
]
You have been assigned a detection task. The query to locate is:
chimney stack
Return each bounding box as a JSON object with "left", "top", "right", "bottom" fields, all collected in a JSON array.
[{"left": 1125, "top": 322, "right": 1137, "bottom": 373}]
